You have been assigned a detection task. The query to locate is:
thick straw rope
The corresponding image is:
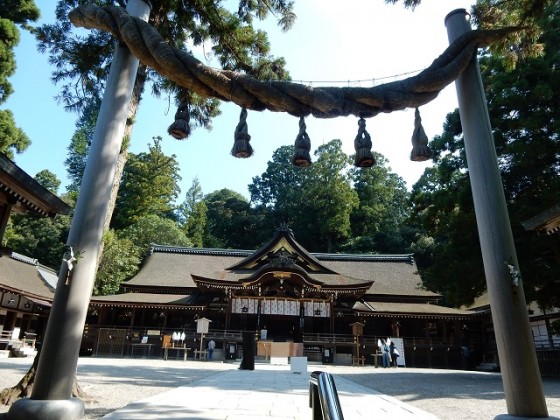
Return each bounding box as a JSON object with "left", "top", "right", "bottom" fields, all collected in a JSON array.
[{"left": 69, "top": 5, "right": 517, "bottom": 119}]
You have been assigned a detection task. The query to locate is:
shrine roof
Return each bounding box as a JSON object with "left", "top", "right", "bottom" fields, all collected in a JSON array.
[
  {"left": 353, "top": 301, "right": 475, "bottom": 320},
  {"left": 90, "top": 292, "right": 210, "bottom": 309},
  {"left": 0, "top": 152, "right": 71, "bottom": 218},
  {"left": 123, "top": 240, "right": 436, "bottom": 298},
  {"left": 0, "top": 250, "right": 56, "bottom": 301},
  {"left": 521, "top": 203, "right": 560, "bottom": 235}
]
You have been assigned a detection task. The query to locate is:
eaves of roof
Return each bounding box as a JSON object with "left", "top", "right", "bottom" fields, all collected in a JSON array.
[
  {"left": 353, "top": 301, "right": 476, "bottom": 320},
  {"left": 0, "top": 152, "right": 71, "bottom": 217}
]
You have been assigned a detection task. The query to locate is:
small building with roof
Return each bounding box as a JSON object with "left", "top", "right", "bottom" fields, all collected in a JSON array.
[{"left": 0, "top": 152, "right": 71, "bottom": 353}]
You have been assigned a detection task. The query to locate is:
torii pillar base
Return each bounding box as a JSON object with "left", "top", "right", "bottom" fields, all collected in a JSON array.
[{"left": 9, "top": 398, "right": 84, "bottom": 420}]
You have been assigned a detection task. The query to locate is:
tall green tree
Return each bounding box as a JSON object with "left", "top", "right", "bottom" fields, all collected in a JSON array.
[
  {"left": 410, "top": 3, "right": 560, "bottom": 308},
  {"left": 0, "top": 109, "right": 30, "bottom": 158},
  {"left": 204, "top": 188, "right": 270, "bottom": 249},
  {"left": 93, "top": 229, "right": 139, "bottom": 295},
  {"left": 409, "top": 110, "right": 489, "bottom": 307},
  {"left": 64, "top": 99, "right": 99, "bottom": 198},
  {"left": 481, "top": 3, "right": 560, "bottom": 309},
  {"left": 0, "top": 1, "right": 38, "bottom": 158},
  {"left": 345, "top": 153, "right": 410, "bottom": 253},
  {"left": 94, "top": 215, "right": 193, "bottom": 295},
  {"left": 35, "top": 0, "right": 295, "bottom": 264},
  {"left": 304, "top": 140, "right": 358, "bottom": 252},
  {"left": 249, "top": 145, "right": 311, "bottom": 230},
  {"left": 0, "top": 0, "right": 40, "bottom": 103},
  {"left": 180, "top": 177, "right": 207, "bottom": 247},
  {"left": 4, "top": 214, "right": 70, "bottom": 269},
  {"left": 34, "top": 169, "right": 61, "bottom": 194},
  {"left": 249, "top": 140, "right": 358, "bottom": 252},
  {"left": 119, "top": 214, "right": 192, "bottom": 254},
  {"left": 112, "top": 136, "right": 181, "bottom": 229}
]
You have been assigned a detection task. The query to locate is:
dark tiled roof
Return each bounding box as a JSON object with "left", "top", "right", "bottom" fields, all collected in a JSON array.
[
  {"left": 521, "top": 203, "right": 560, "bottom": 235},
  {"left": 123, "top": 245, "right": 437, "bottom": 298},
  {"left": 324, "top": 257, "right": 436, "bottom": 297},
  {"left": 124, "top": 251, "right": 243, "bottom": 289},
  {"left": 90, "top": 292, "right": 209, "bottom": 308},
  {"left": 0, "top": 152, "right": 71, "bottom": 217},
  {"left": 353, "top": 301, "right": 473, "bottom": 319},
  {"left": 461, "top": 292, "right": 490, "bottom": 311},
  {"left": 0, "top": 252, "right": 56, "bottom": 300}
]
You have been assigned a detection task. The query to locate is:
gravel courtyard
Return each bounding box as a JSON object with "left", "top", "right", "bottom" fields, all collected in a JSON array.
[{"left": 0, "top": 357, "right": 559, "bottom": 419}]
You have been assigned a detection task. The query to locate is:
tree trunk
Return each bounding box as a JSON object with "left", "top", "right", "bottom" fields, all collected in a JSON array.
[{"left": 0, "top": 352, "right": 39, "bottom": 405}]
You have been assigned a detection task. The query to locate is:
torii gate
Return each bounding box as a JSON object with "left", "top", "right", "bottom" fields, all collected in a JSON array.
[{"left": 8, "top": 2, "right": 548, "bottom": 419}]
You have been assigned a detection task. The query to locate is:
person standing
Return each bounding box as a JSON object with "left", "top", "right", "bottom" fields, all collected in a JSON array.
[
  {"left": 389, "top": 339, "right": 398, "bottom": 367},
  {"left": 380, "top": 338, "right": 390, "bottom": 368},
  {"left": 207, "top": 339, "right": 216, "bottom": 360}
]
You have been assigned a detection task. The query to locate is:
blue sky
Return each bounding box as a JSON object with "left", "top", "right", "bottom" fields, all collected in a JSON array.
[{"left": 5, "top": 0, "right": 472, "bottom": 201}]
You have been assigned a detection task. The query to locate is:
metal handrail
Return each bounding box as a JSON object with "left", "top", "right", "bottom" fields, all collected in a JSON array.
[{"left": 309, "top": 371, "right": 344, "bottom": 420}]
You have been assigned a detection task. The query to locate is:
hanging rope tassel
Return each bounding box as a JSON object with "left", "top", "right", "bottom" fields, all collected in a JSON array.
[
  {"left": 292, "top": 117, "right": 312, "bottom": 167},
  {"left": 167, "top": 100, "right": 191, "bottom": 139},
  {"left": 354, "top": 117, "right": 375, "bottom": 167},
  {"left": 410, "top": 108, "right": 433, "bottom": 161},
  {"left": 231, "top": 107, "right": 253, "bottom": 158}
]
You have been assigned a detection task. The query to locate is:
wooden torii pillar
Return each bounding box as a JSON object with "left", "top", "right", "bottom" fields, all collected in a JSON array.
[{"left": 445, "top": 9, "right": 548, "bottom": 417}]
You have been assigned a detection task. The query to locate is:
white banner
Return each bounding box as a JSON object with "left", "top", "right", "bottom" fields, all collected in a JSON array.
[{"left": 232, "top": 298, "right": 328, "bottom": 316}]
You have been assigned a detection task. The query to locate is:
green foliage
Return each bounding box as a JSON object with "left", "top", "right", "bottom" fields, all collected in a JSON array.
[
  {"left": 64, "top": 99, "right": 98, "bottom": 196},
  {"left": 480, "top": 7, "right": 560, "bottom": 309},
  {"left": 3, "top": 170, "right": 71, "bottom": 269},
  {"left": 0, "top": 0, "right": 40, "bottom": 26},
  {"left": 5, "top": 213, "right": 71, "bottom": 270},
  {"left": 0, "top": 18, "right": 18, "bottom": 104},
  {"left": 119, "top": 214, "right": 192, "bottom": 256},
  {"left": 249, "top": 145, "right": 310, "bottom": 227},
  {"left": 185, "top": 200, "right": 207, "bottom": 248},
  {"left": 0, "top": 109, "right": 30, "bottom": 158},
  {"left": 304, "top": 140, "right": 358, "bottom": 252},
  {"left": 250, "top": 140, "right": 361, "bottom": 252},
  {"left": 36, "top": 0, "right": 293, "bottom": 126},
  {"left": 112, "top": 137, "right": 181, "bottom": 229},
  {"left": 34, "top": 169, "right": 61, "bottom": 194},
  {"left": 95, "top": 215, "right": 193, "bottom": 295},
  {"left": 180, "top": 177, "right": 207, "bottom": 247},
  {"left": 203, "top": 188, "right": 271, "bottom": 249},
  {"left": 94, "top": 229, "right": 140, "bottom": 296},
  {"left": 180, "top": 177, "right": 204, "bottom": 224},
  {"left": 410, "top": 6, "right": 560, "bottom": 308},
  {"left": 345, "top": 153, "right": 410, "bottom": 253},
  {"left": 408, "top": 110, "right": 491, "bottom": 307},
  {"left": 0, "top": 0, "right": 40, "bottom": 103}
]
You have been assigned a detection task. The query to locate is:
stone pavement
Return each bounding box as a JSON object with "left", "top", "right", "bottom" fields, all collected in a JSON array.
[{"left": 101, "top": 362, "right": 438, "bottom": 419}]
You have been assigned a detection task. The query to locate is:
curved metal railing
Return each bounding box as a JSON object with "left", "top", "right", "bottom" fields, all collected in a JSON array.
[{"left": 309, "top": 371, "right": 344, "bottom": 420}]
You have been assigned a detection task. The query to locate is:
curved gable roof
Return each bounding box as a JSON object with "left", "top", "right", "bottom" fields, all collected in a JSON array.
[{"left": 227, "top": 226, "right": 336, "bottom": 274}]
